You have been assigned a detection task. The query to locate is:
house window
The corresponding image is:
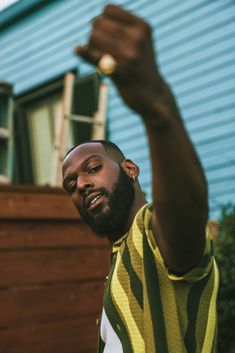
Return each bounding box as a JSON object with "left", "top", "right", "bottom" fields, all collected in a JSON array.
[{"left": 14, "top": 72, "right": 107, "bottom": 186}]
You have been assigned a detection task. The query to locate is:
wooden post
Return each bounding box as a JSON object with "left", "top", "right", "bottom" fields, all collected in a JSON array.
[
  {"left": 50, "top": 72, "right": 75, "bottom": 186},
  {"left": 92, "top": 82, "right": 108, "bottom": 140}
]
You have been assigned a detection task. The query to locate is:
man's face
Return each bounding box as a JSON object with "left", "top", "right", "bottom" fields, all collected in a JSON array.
[{"left": 62, "top": 143, "right": 134, "bottom": 241}]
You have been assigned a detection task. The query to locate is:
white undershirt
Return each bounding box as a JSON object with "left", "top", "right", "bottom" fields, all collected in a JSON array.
[{"left": 100, "top": 308, "right": 123, "bottom": 353}]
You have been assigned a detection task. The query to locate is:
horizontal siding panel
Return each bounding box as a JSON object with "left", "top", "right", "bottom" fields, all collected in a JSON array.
[
  {"left": 202, "top": 150, "right": 235, "bottom": 167},
  {"left": 1, "top": 14, "right": 92, "bottom": 72},
  {"left": 206, "top": 166, "right": 235, "bottom": 183},
  {"left": 180, "top": 89, "right": 235, "bottom": 113},
  {"left": 111, "top": 128, "right": 234, "bottom": 157},
  {"left": 155, "top": 1, "right": 233, "bottom": 38},
  {"left": 160, "top": 28, "right": 235, "bottom": 72},
  {"left": 201, "top": 144, "right": 235, "bottom": 162},
  {"left": 173, "top": 62, "right": 235, "bottom": 97},
  {"left": 1, "top": 29, "right": 82, "bottom": 75},
  {"left": 209, "top": 178, "right": 235, "bottom": 195},
  {"left": 0, "top": 0, "right": 234, "bottom": 217},
  {"left": 0, "top": 0, "right": 104, "bottom": 50},
  {"left": 119, "top": 136, "right": 147, "bottom": 153},
  {"left": 110, "top": 114, "right": 140, "bottom": 131},
  {"left": 190, "top": 119, "right": 235, "bottom": 143},
  {"left": 210, "top": 188, "right": 235, "bottom": 202},
  {"left": 210, "top": 173, "right": 235, "bottom": 187},
  {"left": 182, "top": 92, "right": 235, "bottom": 119},
  {"left": 12, "top": 57, "right": 77, "bottom": 95},
  {"left": 164, "top": 41, "right": 235, "bottom": 82},
  {"left": 187, "top": 105, "right": 235, "bottom": 129},
  {"left": 134, "top": 156, "right": 233, "bottom": 178},
  {"left": 125, "top": 146, "right": 150, "bottom": 162},
  {"left": 3, "top": 50, "right": 77, "bottom": 82},
  {"left": 210, "top": 188, "right": 235, "bottom": 200},
  {"left": 205, "top": 162, "right": 235, "bottom": 176},
  {"left": 141, "top": 0, "right": 216, "bottom": 28},
  {"left": 157, "top": 10, "right": 235, "bottom": 56},
  {"left": 177, "top": 78, "right": 235, "bottom": 107},
  {"left": 111, "top": 124, "right": 146, "bottom": 144},
  {"left": 197, "top": 137, "right": 235, "bottom": 162}
]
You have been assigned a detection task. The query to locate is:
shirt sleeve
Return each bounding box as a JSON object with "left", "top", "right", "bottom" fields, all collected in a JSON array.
[{"left": 143, "top": 203, "right": 215, "bottom": 283}]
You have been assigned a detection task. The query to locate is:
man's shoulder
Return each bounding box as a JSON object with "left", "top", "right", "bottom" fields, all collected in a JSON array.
[
  {"left": 133, "top": 202, "right": 153, "bottom": 232},
  {"left": 124, "top": 202, "right": 154, "bottom": 252}
]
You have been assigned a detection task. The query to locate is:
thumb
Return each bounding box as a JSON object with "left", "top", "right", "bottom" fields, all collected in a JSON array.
[{"left": 74, "top": 45, "right": 102, "bottom": 66}]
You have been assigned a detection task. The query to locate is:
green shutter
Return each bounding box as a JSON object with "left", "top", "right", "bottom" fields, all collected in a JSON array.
[
  {"left": 72, "top": 72, "right": 100, "bottom": 144},
  {"left": 0, "top": 82, "right": 14, "bottom": 183}
]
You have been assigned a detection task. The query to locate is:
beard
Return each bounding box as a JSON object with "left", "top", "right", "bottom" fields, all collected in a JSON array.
[{"left": 77, "top": 166, "right": 135, "bottom": 242}]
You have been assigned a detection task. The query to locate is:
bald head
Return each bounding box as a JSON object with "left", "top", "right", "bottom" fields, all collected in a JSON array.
[{"left": 64, "top": 140, "right": 126, "bottom": 164}]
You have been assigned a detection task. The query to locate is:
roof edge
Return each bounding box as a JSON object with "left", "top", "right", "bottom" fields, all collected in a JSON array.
[{"left": 0, "top": 0, "right": 54, "bottom": 30}]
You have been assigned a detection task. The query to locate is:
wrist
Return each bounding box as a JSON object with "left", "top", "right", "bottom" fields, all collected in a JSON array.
[{"left": 141, "top": 82, "right": 182, "bottom": 129}]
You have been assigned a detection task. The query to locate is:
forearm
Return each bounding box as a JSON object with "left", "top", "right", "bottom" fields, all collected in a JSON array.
[{"left": 143, "top": 83, "right": 208, "bottom": 270}]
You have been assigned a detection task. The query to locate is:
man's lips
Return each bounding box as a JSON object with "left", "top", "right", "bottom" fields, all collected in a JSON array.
[{"left": 85, "top": 192, "right": 104, "bottom": 210}]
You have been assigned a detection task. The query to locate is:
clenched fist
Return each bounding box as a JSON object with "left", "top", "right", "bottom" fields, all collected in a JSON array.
[{"left": 75, "top": 4, "right": 169, "bottom": 121}]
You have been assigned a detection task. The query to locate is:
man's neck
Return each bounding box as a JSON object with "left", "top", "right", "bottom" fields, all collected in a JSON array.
[{"left": 108, "top": 192, "right": 147, "bottom": 245}]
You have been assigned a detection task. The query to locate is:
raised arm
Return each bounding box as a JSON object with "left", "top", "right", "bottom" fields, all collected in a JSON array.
[{"left": 76, "top": 4, "right": 208, "bottom": 273}]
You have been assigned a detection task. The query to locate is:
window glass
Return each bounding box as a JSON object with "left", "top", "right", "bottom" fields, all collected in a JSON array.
[{"left": 27, "top": 95, "right": 73, "bottom": 185}]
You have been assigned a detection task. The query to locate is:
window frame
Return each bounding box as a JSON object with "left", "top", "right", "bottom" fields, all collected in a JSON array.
[{"left": 13, "top": 71, "right": 104, "bottom": 186}]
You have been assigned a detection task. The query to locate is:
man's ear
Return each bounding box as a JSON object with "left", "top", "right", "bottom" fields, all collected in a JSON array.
[{"left": 121, "top": 159, "right": 140, "bottom": 180}]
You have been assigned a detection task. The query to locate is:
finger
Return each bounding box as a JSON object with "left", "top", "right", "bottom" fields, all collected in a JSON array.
[
  {"left": 93, "top": 15, "right": 127, "bottom": 40},
  {"left": 103, "top": 4, "right": 145, "bottom": 26},
  {"left": 90, "top": 15, "right": 141, "bottom": 59},
  {"left": 89, "top": 27, "right": 124, "bottom": 58},
  {"left": 91, "top": 16, "right": 129, "bottom": 57},
  {"left": 75, "top": 45, "right": 103, "bottom": 66}
]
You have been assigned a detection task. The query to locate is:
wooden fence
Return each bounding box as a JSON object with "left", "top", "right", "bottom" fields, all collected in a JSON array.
[{"left": 0, "top": 184, "right": 109, "bottom": 353}]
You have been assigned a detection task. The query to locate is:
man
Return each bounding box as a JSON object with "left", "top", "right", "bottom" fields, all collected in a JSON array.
[{"left": 62, "top": 5, "right": 218, "bottom": 353}]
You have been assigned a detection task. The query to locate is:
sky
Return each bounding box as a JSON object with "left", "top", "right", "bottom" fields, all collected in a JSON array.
[{"left": 0, "top": 0, "right": 19, "bottom": 12}]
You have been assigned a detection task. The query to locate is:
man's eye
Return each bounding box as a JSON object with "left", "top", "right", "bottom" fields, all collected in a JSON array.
[
  {"left": 89, "top": 165, "right": 102, "bottom": 174},
  {"left": 67, "top": 182, "right": 76, "bottom": 193}
]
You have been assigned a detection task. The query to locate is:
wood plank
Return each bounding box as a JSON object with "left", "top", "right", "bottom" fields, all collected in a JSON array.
[
  {"left": 0, "top": 184, "right": 80, "bottom": 220},
  {"left": 0, "top": 190, "right": 79, "bottom": 220},
  {"left": 0, "top": 221, "right": 109, "bottom": 249},
  {"left": 0, "top": 280, "right": 104, "bottom": 328},
  {"left": 0, "top": 184, "right": 64, "bottom": 194},
  {"left": 0, "top": 316, "right": 98, "bottom": 353},
  {"left": 0, "top": 248, "right": 109, "bottom": 286}
]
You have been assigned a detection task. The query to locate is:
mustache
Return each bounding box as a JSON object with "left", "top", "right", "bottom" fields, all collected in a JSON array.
[
  {"left": 82, "top": 187, "right": 110, "bottom": 205},
  {"left": 84, "top": 187, "right": 110, "bottom": 198}
]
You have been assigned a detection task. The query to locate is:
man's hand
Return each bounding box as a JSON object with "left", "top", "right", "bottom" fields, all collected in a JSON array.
[{"left": 75, "top": 4, "right": 165, "bottom": 119}]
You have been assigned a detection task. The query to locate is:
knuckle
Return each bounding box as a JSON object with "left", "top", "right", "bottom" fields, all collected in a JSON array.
[
  {"left": 132, "top": 21, "right": 151, "bottom": 45},
  {"left": 103, "top": 4, "right": 113, "bottom": 15},
  {"left": 93, "top": 16, "right": 102, "bottom": 29},
  {"left": 132, "top": 27, "right": 146, "bottom": 45},
  {"left": 141, "top": 20, "right": 152, "bottom": 35},
  {"left": 89, "top": 31, "right": 98, "bottom": 46},
  {"left": 124, "top": 49, "right": 138, "bottom": 64}
]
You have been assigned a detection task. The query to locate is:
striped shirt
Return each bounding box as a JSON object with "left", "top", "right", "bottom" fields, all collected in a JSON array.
[{"left": 98, "top": 203, "right": 219, "bottom": 353}]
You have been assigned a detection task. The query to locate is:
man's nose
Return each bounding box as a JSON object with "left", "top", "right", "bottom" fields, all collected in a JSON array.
[{"left": 77, "top": 176, "right": 94, "bottom": 195}]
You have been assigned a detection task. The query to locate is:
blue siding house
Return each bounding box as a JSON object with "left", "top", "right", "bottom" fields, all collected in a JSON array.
[{"left": 0, "top": 0, "right": 235, "bottom": 218}]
